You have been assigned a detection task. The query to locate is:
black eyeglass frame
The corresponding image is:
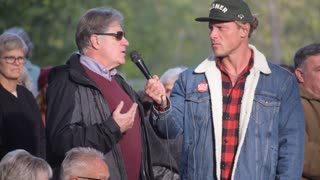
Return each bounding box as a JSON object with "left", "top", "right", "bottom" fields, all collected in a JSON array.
[
  {"left": 1, "top": 56, "right": 26, "bottom": 64},
  {"left": 94, "top": 31, "right": 125, "bottom": 41}
]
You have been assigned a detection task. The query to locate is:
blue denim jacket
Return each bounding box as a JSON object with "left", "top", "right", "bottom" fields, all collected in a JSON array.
[{"left": 150, "top": 45, "right": 305, "bottom": 180}]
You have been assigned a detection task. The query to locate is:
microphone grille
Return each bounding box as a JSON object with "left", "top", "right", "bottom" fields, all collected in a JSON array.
[{"left": 130, "top": 50, "right": 141, "bottom": 63}]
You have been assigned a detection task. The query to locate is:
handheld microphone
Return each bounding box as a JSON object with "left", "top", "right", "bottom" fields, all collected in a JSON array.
[{"left": 130, "top": 50, "right": 152, "bottom": 79}]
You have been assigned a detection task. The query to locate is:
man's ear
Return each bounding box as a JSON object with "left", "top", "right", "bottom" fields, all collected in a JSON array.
[
  {"left": 89, "top": 34, "right": 100, "bottom": 49},
  {"left": 240, "top": 23, "right": 250, "bottom": 38},
  {"left": 295, "top": 68, "right": 304, "bottom": 83}
]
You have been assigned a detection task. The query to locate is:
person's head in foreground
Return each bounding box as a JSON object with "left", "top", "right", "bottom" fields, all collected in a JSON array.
[
  {"left": 60, "top": 147, "right": 110, "bottom": 180},
  {"left": 0, "top": 149, "right": 52, "bottom": 180}
]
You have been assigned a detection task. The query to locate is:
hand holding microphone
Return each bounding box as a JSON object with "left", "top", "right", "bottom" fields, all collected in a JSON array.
[{"left": 130, "top": 50, "right": 167, "bottom": 106}]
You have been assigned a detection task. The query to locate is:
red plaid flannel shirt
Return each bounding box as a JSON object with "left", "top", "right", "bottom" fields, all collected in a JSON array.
[{"left": 216, "top": 55, "right": 254, "bottom": 180}]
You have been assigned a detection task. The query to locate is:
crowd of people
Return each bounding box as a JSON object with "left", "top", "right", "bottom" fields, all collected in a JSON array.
[{"left": 0, "top": 0, "right": 319, "bottom": 180}]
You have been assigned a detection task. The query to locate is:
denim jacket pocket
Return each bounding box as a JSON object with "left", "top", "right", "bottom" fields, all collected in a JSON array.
[
  {"left": 252, "top": 92, "right": 280, "bottom": 178},
  {"left": 252, "top": 92, "right": 281, "bottom": 125},
  {"left": 186, "top": 92, "right": 211, "bottom": 123}
]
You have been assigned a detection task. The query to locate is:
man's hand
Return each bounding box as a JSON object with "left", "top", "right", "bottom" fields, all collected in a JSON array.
[
  {"left": 145, "top": 75, "right": 167, "bottom": 105},
  {"left": 112, "top": 101, "right": 138, "bottom": 133}
]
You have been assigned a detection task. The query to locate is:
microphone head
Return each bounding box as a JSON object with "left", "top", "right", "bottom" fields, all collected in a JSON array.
[
  {"left": 129, "top": 50, "right": 141, "bottom": 63},
  {"left": 129, "top": 50, "right": 152, "bottom": 79}
]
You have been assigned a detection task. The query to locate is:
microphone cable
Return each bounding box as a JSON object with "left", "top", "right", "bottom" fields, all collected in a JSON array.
[{"left": 160, "top": 95, "right": 175, "bottom": 180}]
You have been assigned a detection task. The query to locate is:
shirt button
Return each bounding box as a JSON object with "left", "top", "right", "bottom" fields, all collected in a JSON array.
[
  {"left": 224, "top": 139, "right": 228, "bottom": 144},
  {"left": 221, "top": 162, "right": 226, "bottom": 169}
]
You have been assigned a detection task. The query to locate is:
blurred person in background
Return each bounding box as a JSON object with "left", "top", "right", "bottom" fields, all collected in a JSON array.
[
  {"left": 60, "top": 147, "right": 110, "bottom": 180},
  {"left": 18, "top": 66, "right": 34, "bottom": 92},
  {"left": 0, "top": 33, "right": 45, "bottom": 159},
  {"left": 279, "top": 63, "right": 294, "bottom": 74},
  {"left": 5, "top": 27, "right": 41, "bottom": 96},
  {"left": 36, "top": 66, "right": 51, "bottom": 126},
  {"left": 160, "top": 66, "right": 187, "bottom": 97},
  {"left": 0, "top": 149, "right": 52, "bottom": 180},
  {"left": 294, "top": 43, "right": 320, "bottom": 180}
]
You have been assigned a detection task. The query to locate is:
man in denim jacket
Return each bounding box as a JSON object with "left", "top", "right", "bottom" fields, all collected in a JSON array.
[{"left": 145, "top": 0, "right": 305, "bottom": 179}]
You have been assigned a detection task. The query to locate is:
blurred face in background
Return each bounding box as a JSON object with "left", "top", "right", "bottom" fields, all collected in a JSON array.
[
  {"left": 296, "top": 54, "right": 320, "bottom": 98},
  {"left": 0, "top": 49, "right": 25, "bottom": 81}
]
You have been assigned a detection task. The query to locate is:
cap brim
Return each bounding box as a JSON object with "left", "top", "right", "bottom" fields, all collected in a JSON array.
[
  {"left": 195, "top": 17, "right": 235, "bottom": 22},
  {"left": 195, "top": 17, "right": 214, "bottom": 22}
]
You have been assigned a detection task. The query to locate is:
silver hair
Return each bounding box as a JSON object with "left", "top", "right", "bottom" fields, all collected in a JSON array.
[
  {"left": 0, "top": 32, "right": 28, "bottom": 57},
  {"left": 75, "top": 7, "right": 124, "bottom": 54},
  {"left": 0, "top": 149, "right": 52, "bottom": 180},
  {"left": 60, "top": 147, "right": 106, "bottom": 180},
  {"left": 4, "top": 27, "right": 33, "bottom": 59},
  {"left": 160, "top": 66, "right": 188, "bottom": 86}
]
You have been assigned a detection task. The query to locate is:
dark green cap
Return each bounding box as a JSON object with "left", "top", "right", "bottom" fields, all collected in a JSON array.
[{"left": 195, "top": 0, "right": 254, "bottom": 23}]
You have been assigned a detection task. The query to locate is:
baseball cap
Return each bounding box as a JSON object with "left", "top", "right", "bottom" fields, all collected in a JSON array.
[{"left": 195, "top": 0, "right": 254, "bottom": 23}]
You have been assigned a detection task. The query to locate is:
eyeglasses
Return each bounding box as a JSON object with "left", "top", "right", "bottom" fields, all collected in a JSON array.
[
  {"left": 94, "top": 31, "right": 125, "bottom": 41},
  {"left": 1, "top": 56, "right": 26, "bottom": 64},
  {"left": 77, "top": 176, "right": 110, "bottom": 180}
]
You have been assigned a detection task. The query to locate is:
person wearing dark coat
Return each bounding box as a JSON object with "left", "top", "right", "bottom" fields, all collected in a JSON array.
[
  {"left": 0, "top": 33, "right": 45, "bottom": 159},
  {"left": 46, "top": 7, "right": 164, "bottom": 180}
]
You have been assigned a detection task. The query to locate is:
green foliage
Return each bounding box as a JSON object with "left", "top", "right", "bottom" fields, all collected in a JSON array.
[
  {"left": 1, "top": 0, "right": 319, "bottom": 81},
  {"left": 247, "top": 0, "right": 320, "bottom": 64}
]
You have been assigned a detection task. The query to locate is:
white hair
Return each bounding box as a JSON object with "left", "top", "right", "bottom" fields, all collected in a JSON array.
[
  {"left": 60, "top": 147, "right": 106, "bottom": 180},
  {"left": 160, "top": 66, "right": 188, "bottom": 86},
  {"left": 0, "top": 149, "right": 52, "bottom": 180}
]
